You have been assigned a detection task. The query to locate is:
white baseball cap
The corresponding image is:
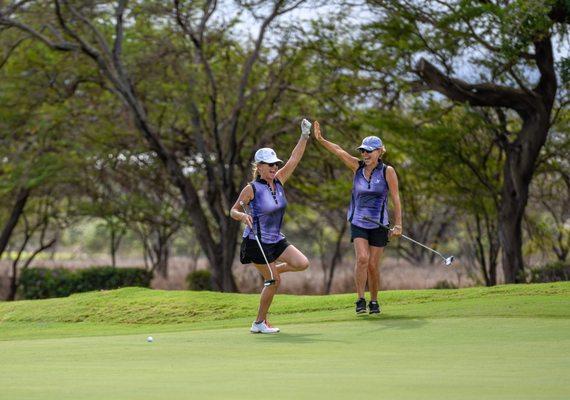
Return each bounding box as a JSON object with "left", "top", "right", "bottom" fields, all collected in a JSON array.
[{"left": 254, "top": 148, "right": 283, "bottom": 164}]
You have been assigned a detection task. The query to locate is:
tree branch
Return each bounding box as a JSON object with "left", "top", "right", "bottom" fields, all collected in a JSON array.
[
  {"left": 0, "top": 16, "right": 77, "bottom": 51},
  {"left": 534, "top": 37, "right": 557, "bottom": 109},
  {"left": 416, "top": 57, "right": 535, "bottom": 115},
  {"left": 0, "top": 36, "right": 27, "bottom": 69},
  {"left": 113, "top": 0, "right": 127, "bottom": 67}
]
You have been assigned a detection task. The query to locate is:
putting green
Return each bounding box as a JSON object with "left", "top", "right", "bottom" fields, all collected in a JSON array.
[{"left": 0, "top": 283, "right": 568, "bottom": 399}]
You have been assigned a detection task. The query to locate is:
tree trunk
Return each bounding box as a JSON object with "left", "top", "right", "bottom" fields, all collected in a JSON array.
[
  {"left": 500, "top": 107, "right": 551, "bottom": 283},
  {"left": 325, "top": 220, "right": 347, "bottom": 294},
  {"left": 489, "top": 255, "right": 498, "bottom": 286},
  {"left": 472, "top": 208, "right": 500, "bottom": 286},
  {"left": 110, "top": 227, "right": 117, "bottom": 268},
  {"left": 7, "top": 275, "right": 17, "bottom": 301},
  {"left": 499, "top": 169, "right": 527, "bottom": 283},
  {"left": 155, "top": 242, "right": 169, "bottom": 278},
  {"left": 0, "top": 188, "right": 30, "bottom": 260},
  {"left": 214, "top": 217, "right": 239, "bottom": 292}
]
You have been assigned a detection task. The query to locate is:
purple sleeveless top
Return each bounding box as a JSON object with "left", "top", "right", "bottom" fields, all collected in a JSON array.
[
  {"left": 347, "top": 161, "right": 389, "bottom": 229},
  {"left": 243, "top": 177, "right": 288, "bottom": 244}
]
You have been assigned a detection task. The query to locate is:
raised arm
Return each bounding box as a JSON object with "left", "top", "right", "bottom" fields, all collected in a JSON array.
[
  {"left": 386, "top": 166, "right": 402, "bottom": 237},
  {"left": 230, "top": 185, "right": 254, "bottom": 229},
  {"left": 276, "top": 119, "right": 311, "bottom": 185},
  {"left": 313, "top": 121, "right": 360, "bottom": 173}
]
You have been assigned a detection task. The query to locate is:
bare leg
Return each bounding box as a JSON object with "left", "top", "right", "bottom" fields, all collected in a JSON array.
[
  {"left": 367, "top": 246, "right": 384, "bottom": 302},
  {"left": 276, "top": 245, "right": 309, "bottom": 273},
  {"left": 275, "top": 262, "right": 289, "bottom": 273},
  {"left": 253, "top": 263, "right": 280, "bottom": 322},
  {"left": 353, "top": 238, "right": 370, "bottom": 299}
]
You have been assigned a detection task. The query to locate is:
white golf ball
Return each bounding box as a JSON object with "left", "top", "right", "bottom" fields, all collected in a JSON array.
[{"left": 147, "top": 336, "right": 154, "bottom": 342}]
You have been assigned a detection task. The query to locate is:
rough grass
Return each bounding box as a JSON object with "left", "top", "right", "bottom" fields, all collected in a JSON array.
[
  {"left": 1, "top": 282, "right": 568, "bottom": 324},
  {"left": 0, "top": 282, "right": 568, "bottom": 340}
]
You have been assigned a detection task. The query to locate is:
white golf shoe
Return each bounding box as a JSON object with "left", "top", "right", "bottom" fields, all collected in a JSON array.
[{"left": 250, "top": 320, "right": 280, "bottom": 334}]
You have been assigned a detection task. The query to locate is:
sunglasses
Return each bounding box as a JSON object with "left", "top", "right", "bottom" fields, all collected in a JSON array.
[
  {"left": 260, "top": 162, "right": 279, "bottom": 167},
  {"left": 358, "top": 149, "right": 376, "bottom": 154}
]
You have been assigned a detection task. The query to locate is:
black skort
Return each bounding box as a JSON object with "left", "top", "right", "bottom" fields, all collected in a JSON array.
[
  {"left": 240, "top": 237, "right": 290, "bottom": 265},
  {"left": 350, "top": 223, "right": 389, "bottom": 248}
]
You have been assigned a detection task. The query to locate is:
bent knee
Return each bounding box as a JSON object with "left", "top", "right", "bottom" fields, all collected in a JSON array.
[
  {"left": 266, "top": 279, "right": 281, "bottom": 290},
  {"left": 295, "top": 256, "right": 310, "bottom": 271},
  {"left": 273, "top": 275, "right": 282, "bottom": 287}
]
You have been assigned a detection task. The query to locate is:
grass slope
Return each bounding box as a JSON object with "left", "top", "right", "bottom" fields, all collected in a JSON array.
[{"left": 0, "top": 282, "right": 569, "bottom": 400}]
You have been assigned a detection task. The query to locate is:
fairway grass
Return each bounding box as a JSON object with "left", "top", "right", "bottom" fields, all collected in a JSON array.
[{"left": 1, "top": 283, "right": 569, "bottom": 399}]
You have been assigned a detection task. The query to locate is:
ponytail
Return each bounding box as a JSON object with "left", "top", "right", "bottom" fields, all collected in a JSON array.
[
  {"left": 251, "top": 163, "right": 259, "bottom": 181},
  {"left": 378, "top": 146, "right": 386, "bottom": 161}
]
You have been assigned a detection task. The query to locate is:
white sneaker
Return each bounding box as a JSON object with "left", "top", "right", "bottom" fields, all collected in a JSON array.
[
  {"left": 264, "top": 320, "right": 280, "bottom": 333},
  {"left": 250, "top": 320, "right": 279, "bottom": 334}
]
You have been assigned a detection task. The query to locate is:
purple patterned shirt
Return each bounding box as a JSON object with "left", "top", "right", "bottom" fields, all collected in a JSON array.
[
  {"left": 347, "top": 161, "right": 389, "bottom": 229},
  {"left": 243, "top": 177, "right": 288, "bottom": 243}
]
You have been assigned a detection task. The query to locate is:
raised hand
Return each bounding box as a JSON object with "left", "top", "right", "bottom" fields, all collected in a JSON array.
[
  {"left": 313, "top": 120, "right": 323, "bottom": 141},
  {"left": 301, "top": 119, "right": 312, "bottom": 139}
]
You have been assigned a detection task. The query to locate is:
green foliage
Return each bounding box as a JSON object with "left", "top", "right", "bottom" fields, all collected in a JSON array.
[
  {"left": 19, "top": 266, "right": 153, "bottom": 300},
  {"left": 528, "top": 261, "right": 570, "bottom": 283},
  {"left": 499, "top": 0, "right": 556, "bottom": 58},
  {"left": 186, "top": 270, "right": 212, "bottom": 291},
  {"left": 1, "top": 0, "right": 567, "bottom": 285}
]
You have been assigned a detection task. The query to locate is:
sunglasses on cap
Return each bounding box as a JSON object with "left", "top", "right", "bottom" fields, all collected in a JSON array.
[{"left": 259, "top": 162, "right": 279, "bottom": 167}]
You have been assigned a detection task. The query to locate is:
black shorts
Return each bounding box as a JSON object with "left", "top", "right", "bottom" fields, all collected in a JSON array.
[
  {"left": 350, "top": 223, "right": 389, "bottom": 248},
  {"left": 240, "top": 237, "right": 290, "bottom": 265}
]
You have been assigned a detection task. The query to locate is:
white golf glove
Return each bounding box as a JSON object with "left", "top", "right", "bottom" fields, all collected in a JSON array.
[{"left": 301, "top": 119, "right": 312, "bottom": 139}]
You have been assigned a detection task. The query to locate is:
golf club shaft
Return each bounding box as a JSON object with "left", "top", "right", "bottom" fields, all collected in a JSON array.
[
  {"left": 362, "top": 216, "right": 446, "bottom": 261},
  {"left": 253, "top": 235, "right": 274, "bottom": 276},
  {"left": 399, "top": 234, "right": 446, "bottom": 260},
  {"left": 240, "top": 201, "right": 275, "bottom": 284}
]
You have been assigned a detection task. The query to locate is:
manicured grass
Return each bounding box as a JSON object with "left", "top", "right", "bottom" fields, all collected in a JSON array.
[{"left": 0, "top": 282, "right": 568, "bottom": 399}]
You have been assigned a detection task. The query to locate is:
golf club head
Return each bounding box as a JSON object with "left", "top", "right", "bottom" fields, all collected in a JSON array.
[{"left": 444, "top": 256, "right": 455, "bottom": 266}]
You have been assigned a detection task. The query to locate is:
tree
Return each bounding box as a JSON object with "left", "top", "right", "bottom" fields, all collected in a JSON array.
[
  {"left": 525, "top": 109, "right": 570, "bottom": 263},
  {"left": 362, "top": 0, "right": 569, "bottom": 282},
  {"left": 5, "top": 193, "right": 61, "bottom": 300},
  {"left": 1, "top": 0, "right": 321, "bottom": 291},
  {"left": 1, "top": 14, "right": 110, "bottom": 298}
]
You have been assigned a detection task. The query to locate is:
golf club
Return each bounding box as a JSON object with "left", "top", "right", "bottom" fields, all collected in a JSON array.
[
  {"left": 240, "top": 201, "right": 276, "bottom": 286},
  {"left": 363, "top": 216, "right": 455, "bottom": 266}
]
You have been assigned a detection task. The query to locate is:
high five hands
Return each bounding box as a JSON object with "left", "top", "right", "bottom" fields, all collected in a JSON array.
[
  {"left": 301, "top": 119, "right": 312, "bottom": 139},
  {"left": 313, "top": 120, "right": 323, "bottom": 141}
]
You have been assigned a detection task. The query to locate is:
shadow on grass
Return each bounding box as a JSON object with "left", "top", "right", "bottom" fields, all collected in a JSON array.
[
  {"left": 359, "top": 314, "right": 428, "bottom": 331},
  {"left": 254, "top": 332, "right": 346, "bottom": 344}
]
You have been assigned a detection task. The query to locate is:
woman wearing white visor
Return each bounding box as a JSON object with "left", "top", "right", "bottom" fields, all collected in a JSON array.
[
  {"left": 230, "top": 119, "right": 312, "bottom": 333},
  {"left": 314, "top": 121, "right": 402, "bottom": 315}
]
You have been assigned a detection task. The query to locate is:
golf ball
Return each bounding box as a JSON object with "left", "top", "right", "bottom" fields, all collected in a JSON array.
[{"left": 147, "top": 336, "right": 153, "bottom": 342}]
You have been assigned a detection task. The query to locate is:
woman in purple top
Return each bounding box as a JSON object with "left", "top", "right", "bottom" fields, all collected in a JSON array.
[
  {"left": 230, "top": 119, "right": 312, "bottom": 334},
  {"left": 314, "top": 121, "right": 402, "bottom": 315}
]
